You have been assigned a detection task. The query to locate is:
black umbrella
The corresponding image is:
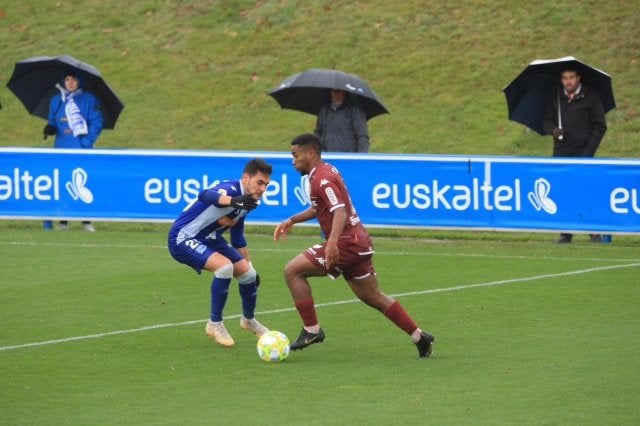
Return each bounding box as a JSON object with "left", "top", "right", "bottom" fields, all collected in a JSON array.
[
  {"left": 503, "top": 56, "right": 615, "bottom": 135},
  {"left": 268, "top": 68, "right": 389, "bottom": 120},
  {"left": 6, "top": 54, "right": 124, "bottom": 129}
]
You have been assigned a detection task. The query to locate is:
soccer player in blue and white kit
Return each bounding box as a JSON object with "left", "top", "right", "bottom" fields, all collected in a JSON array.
[{"left": 168, "top": 159, "right": 272, "bottom": 347}]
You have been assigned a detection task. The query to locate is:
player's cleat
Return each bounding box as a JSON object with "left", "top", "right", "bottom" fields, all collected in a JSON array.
[
  {"left": 240, "top": 316, "right": 269, "bottom": 337},
  {"left": 56, "top": 223, "right": 68, "bottom": 231},
  {"left": 83, "top": 223, "right": 96, "bottom": 232},
  {"left": 415, "top": 331, "right": 435, "bottom": 358},
  {"left": 290, "top": 327, "right": 325, "bottom": 351},
  {"left": 205, "top": 320, "right": 235, "bottom": 347}
]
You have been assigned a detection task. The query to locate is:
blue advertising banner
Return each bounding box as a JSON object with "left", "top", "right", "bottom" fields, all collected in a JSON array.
[{"left": 1, "top": 148, "right": 638, "bottom": 233}]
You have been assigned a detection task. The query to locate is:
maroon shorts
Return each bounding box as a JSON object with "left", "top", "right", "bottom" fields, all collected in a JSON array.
[{"left": 302, "top": 233, "right": 375, "bottom": 280}]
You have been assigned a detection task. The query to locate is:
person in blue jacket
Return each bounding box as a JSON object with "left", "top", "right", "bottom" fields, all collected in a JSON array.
[{"left": 43, "top": 68, "right": 104, "bottom": 231}]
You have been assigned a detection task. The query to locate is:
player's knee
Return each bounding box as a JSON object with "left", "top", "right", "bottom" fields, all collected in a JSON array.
[
  {"left": 237, "top": 267, "right": 257, "bottom": 285},
  {"left": 214, "top": 263, "right": 234, "bottom": 279},
  {"left": 283, "top": 260, "right": 299, "bottom": 283},
  {"left": 284, "top": 255, "right": 306, "bottom": 276}
]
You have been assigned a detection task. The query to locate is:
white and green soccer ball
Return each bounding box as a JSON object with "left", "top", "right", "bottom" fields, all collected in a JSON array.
[{"left": 257, "top": 331, "right": 290, "bottom": 362}]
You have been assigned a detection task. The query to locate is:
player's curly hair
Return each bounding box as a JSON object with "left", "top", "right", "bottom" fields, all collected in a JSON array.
[{"left": 291, "top": 133, "right": 322, "bottom": 153}]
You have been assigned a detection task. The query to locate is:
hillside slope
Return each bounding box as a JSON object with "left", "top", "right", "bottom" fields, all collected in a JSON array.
[{"left": 1, "top": 0, "right": 638, "bottom": 157}]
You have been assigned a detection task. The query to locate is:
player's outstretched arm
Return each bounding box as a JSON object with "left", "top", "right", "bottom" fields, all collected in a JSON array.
[
  {"left": 273, "top": 220, "right": 293, "bottom": 242},
  {"left": 273, "top": 207, "right": 316, "bottom": 241}
]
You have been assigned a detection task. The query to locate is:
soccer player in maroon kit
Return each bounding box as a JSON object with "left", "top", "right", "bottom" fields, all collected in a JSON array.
[{"left": 274, "top": 133, "right": 435, "bottom": 357}]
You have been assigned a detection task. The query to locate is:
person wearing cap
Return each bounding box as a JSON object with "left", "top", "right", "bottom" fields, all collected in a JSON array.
[{"left": 44, "top": 68, "right": 104, "bottom": 231}]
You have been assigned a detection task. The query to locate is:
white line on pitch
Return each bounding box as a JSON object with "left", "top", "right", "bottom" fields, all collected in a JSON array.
[
  {"left": 2, "top": 261, "right": 639, "bottom": 353},
  {"left": 1, "top": 240, "right": 638, "bottom": 263}
]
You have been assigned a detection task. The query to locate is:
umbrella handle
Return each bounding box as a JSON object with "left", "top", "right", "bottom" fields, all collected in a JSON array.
[{"left": 557, "top": 91, "right": 563, "bottom": 140}]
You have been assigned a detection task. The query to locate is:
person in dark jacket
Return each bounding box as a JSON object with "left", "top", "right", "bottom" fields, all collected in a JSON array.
[
  {"left": 543, "top": 67, "right": 607, "bottom": 243},
  {"left": 314, "top": 89, "right": 369, "bottom": 153}
]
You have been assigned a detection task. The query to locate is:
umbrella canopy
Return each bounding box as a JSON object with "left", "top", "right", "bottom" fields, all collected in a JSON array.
[
  {"left": 268, "top": 68, "right": 389, "bottom": 120},
  {"left": 6, "top": 54, "right": 124, "bottom": 129},
  {"left": 503, "top": 56, "right": 615, "bottom": 135}
]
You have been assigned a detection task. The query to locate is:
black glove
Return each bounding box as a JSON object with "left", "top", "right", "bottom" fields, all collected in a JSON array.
[
  {"left": 229, "top": 194, "right": 258, "bottom": 211},
  {"left": 43, "top": 124, "right": 56, "bottom": 139},
  {"left": 255, "top": 274, "right": 260, "bottom": 288},
  {"left": 552, "top": 128, "right": 564, "bottom": 139}
]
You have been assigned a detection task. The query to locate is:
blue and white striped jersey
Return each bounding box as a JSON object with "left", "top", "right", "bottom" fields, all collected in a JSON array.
[{"left": 168, "top": 179, "right": 249, "bottom": 248}]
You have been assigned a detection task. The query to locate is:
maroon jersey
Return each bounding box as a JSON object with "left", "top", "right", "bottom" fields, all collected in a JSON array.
[{"left": 309, "top": 162, "right": 365, "bottom": 239}]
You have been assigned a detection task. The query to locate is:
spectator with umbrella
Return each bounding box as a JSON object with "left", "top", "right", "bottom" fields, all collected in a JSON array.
[
  {"left": 269, "top": 68, "right": 389, "bottom": 153},
  {"left": 44, "top": 67, "right": 104, "bottom": 149},
  {"left": 45, "top": 67, "right": 103, "bottom": 231},
  {"left": 504, "top": 56, "right": 614, "bottom": 244},
  {"left": 7, "top": 54, "right": 124, "bottom": 232},
  {"left": 543, "top": 65, "right": 607, "bottom": 243},
  {"left": 542, "top": 65, "right": 607, "bottom": 158},
  {"left": 314, "top": 88, "right": 369, "bottom": 153}
]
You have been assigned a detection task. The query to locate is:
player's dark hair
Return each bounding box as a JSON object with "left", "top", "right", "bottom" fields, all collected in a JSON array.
[
  {"left": 291, "top": 133, "right": 322, "bottom": 154},
  {"left": 244, "top": 158, "right": 272, "bottom": 176}
]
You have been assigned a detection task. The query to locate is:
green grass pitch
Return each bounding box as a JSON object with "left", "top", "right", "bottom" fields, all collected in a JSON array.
[{"left": 1, "top": 222, "right": 639, "bottom": 424}]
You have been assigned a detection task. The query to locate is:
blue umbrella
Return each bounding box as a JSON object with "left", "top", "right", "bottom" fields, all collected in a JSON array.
[
  {"left": 503, "top": 56, "right": 615, "bottom": 135},
  {"left": 6, "top": 54, "right": 124, "bottom": 129}
]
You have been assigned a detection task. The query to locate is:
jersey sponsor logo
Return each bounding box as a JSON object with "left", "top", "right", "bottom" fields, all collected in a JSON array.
[{"left": 325, "top": 187, "right": 338, "bottom": 206}]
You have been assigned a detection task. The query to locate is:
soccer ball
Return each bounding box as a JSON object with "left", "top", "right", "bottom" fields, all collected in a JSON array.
[{"left": 257, "top": 331, "right": 290, "bottom": 362}]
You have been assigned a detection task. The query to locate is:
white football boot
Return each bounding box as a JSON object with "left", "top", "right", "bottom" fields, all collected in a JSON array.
[
  {"left": 205, "top": 320, "right": 235, "bottom": 347},
  {"left": 240, "top": 316, "right": 269, "bottom": 337}
]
